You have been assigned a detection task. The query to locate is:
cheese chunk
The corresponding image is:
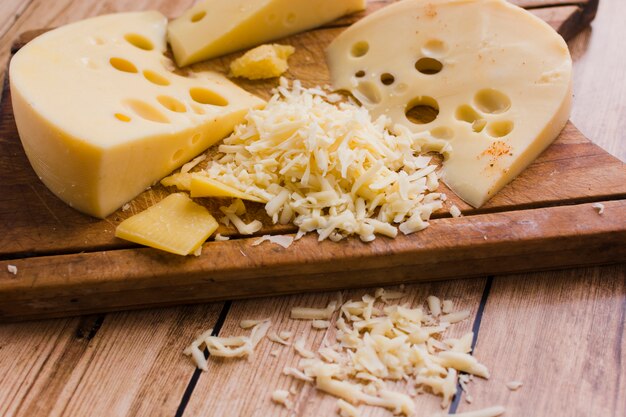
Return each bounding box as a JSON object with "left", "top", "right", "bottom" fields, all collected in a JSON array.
[
  {"left": 326, "top": 0, "right": 572, "bottom": 207},
  {"left": 115, "top": 193, "right": 218, "bottom": 256},
  {"left": 230, "top": 44, "right": 295, "bottom": 80},
  {"left": 168, "top": 0, "right": 366, "bottom": 66},
  {"left": 10, "top": 12, "right": 264, "bottom": 218}
]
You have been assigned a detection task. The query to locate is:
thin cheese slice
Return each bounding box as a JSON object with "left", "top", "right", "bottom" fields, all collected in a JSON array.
[
  {"left": 190, "top": 174, "right": 265, "bottom": 202},
  {"left": 10, "top": 12, "right": 264, "bottom": 218},
  {"left": 115, "top": 193, "right": 218, "bottom": 255},
  {"left": 168, "top": 0, "right": 366, "bottom": 66},
  {"left": 326, "top": 0, "right": 572, "bottom": 207}
]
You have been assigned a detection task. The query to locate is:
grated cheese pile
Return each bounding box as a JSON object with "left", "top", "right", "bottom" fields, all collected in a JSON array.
[
  {"left": 184, "top": 290, "right": 493, "bottom": 416},
  {"left": 165, "top": 78, "right": 450, "bottom": 242}
]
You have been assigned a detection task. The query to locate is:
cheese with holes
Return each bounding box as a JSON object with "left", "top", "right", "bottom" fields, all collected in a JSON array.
[
  {"left": 10, "top": 12, "right": 264, "bottom": 218},
  {"left": 326, "top": 0, "right": 572, "bottom": 207},
  {"left": 115, "top": 193, "right": 218, "bottom": 255},
  {"left": 167, "top": 0, "right": 366, "bottom": 66}
]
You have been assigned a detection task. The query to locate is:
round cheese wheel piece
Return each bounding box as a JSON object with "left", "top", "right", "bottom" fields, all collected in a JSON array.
[{"left": 326, "top": 0, "right": 572, "bottom": 207}]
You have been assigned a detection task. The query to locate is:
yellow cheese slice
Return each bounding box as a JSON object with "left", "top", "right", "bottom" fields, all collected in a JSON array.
[
  {"left": 190, "top": 175, "right": 266, "bottom": 203},
  {"left": 326, "top": 0, "right": 572, "bottom": 207},
  {"left": 115, "top": 193, "right": 217, "bottom": 255},
  {"left": 167, "top": 0, "right": 366, "bottom": 66},
  {"left": 10, "top": 12, "right": 264, "bottom": 218}
]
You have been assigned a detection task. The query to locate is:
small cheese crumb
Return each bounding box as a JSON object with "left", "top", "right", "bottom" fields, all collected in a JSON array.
[
  {"left": 433, "top": 405, "right": 505, "bottom": 417},
  {"left": 337, "top": 399, "right": 360, "bottom": 417},
  {"left": 7, "top": 265, "right": 17, "bottom": 275},
  {"left": 440, "top": 309, "right": 471, "bottom": 324},
  {"left": 192, "top": 246, "right": 203, "bottom": 257},
  {"left": 441, "top": 299, "right": 454, "bottom": 314},
  {"left": 450, "top": 205, "right": 462, "bottom": 218},
  {"left": 240, "top": 318, "right": 270, "bottom": 329},
  {"left": 427, "top": 295, "right": 442, "bottom": 317},
  {"left": 591, "top": 202, "right": 605, "bottom": 215},
  {"left": 214, "top": 233, "right": 230, "bottom": 241},
  {"left": 122, "top": 203, "right": 131, "bottom": 212},
  {"left": 312, "top": 320, "right": 331, "bottom": 329},
  {"left": 252, "top": 234, "right": 295, "bottom": 248},
  {"left": 279, "top": 330, "right": 293, "bottom": 340},
  {"left": 268, "top": 331, "right": 291, "bottom": 346},
  {"left": 291, "top": 299, "right": 337, "bottom": 320},
  {"left": 294, "top": 336, "right": 315, "bottom": 358},
  {"left": 271, "top": 389, "right": 293, "bottom": 409},
  {"left": 230, "top": 44, "right": 295, "bottom": 80},
  {"left": 506, "top": 380, "right": 523, "bottom": 391}
]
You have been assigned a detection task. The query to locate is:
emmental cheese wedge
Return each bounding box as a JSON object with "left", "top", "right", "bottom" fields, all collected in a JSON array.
[
  {"left": 167, "top": 0, "right": 366, "bottom": 67},
  {"left": 115, "top": 193, "right": 218, "bottom": 256},
  {"left": 326, "top": 0, "right": 572, "bottom": 207},
  {"left": 10, "top": 12, "right": 264, "bottom": 218}
]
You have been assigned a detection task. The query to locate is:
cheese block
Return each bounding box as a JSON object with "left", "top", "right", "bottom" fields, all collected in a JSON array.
[
  {"left": 10, "top": 12, "right": 264, "bottom": 218},
  {"left": 115, "top": 193, "right": 218, "bottom": 256},
  {"left": 326, "top": 0, "right": 572, "bottom": 207},
  {"left": 168, "top": 0, "right": 366, "bottom": 67}
]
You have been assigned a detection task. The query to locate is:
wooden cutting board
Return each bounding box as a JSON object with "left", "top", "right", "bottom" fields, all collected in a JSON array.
[{"left": 1, "top": 0, "right": 624, "bottom": 322}]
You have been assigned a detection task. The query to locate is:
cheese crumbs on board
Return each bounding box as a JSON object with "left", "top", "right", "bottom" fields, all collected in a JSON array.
[
  {"left": 169, "top": 78, "right": 447, "bottom": 243},
  {"left": 185, "top": 288, "right": 491, "bottom": 417},
  {"left": 230, "top": 44, "right": 295, "bottom": 80}
]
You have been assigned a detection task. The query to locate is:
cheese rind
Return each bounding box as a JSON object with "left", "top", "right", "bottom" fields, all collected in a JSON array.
[
  {"left": 10, "top": 12, "right": 264, "bottom": 218},
  {"left": 167, "top": 0, "right": 366, "bottom": 66},
  {"left": 326, "top": 0, "right": 572, "bottom": 207}
]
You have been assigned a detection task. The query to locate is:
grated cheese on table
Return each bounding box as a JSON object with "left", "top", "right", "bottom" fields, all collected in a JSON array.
[
  {"left": 506, "top": 380, "right": 523, "bottom": 391},
  {"left": 252, "top": 234, "right": 295, "bottom": 248},
  {"left": 7, "top": 265, "right": 17, "bottom": 275},
  {"left": 591, "top": 202, "right": 605, "bottom": 215},
  {"left": 169, "top": 78, "right": 448, "bottom": 242}
]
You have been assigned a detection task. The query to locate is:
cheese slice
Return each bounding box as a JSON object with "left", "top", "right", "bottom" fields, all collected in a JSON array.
[
  {"left": 326, "top": 0, "right": 572, "bottom": 207},
  {"left": 168, "top": 0, "right": 366, "bottom": 66},
  {"left": 10, "top": 12, "right": 264, "bottom": 218},
  {"left": 115, "top": 193, "right": 218, "bottom": 256}
]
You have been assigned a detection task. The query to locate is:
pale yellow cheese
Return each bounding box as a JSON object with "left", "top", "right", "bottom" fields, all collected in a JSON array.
[
  {"left": 115, "top": 193, "right": 218, "bottom": 256},
  {"left": 326, "top": 0, "right": 572, "bottom": 207},
  {"left": 230, "top": 44, "right": 295, "bottom": 80},
  {"left": 168, "top": 0, "right": 366, "bottom": 66},
  {"left": 10, "top": 12, "right": 264, "bottom": 218},
  {"left": 190, "top": 174, "right": 265, "bottom": 202}
]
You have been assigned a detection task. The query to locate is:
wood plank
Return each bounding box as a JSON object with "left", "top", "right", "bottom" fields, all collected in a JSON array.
[
  {"left": 0, "top": 303, "right": 223, "bottom": 417},
  {"left": 570, "top": 0, "right": 626, "bottom": 162},
  {"left": 1, "top": 200, "right": 623, "bottom": 321},
  {"left": 455, "top": 265, "right": 626, "bottom": 415},
  {"left": 1, "top": 6, "right": 622, "bottom": 258},
  {"left": 183, "top": 280, "right": 486, "bottom": 416}
]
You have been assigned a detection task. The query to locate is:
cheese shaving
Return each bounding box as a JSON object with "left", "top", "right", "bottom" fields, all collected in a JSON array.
[
  {"left": 291, "top": 299, "right": 337, "bottom": 320},
  {"left": 252, "top": 234, "right": 295, "bottom": 248},
  {"left": 7, "top": 265, "right": 17, "bottom": 275},
  {"left": 312, "top": 320, "right": 331, "bottom": 329},
  {"left": 294, "top": 336, "right": 316, "bottom": 358},
  {"left": 240, "top": 318, "right": 270, "bottom": 329},
  {"left": 271, "top": 389, "right": 293, "bottom": 409},
  {"left": 268, "top": 331, "right": 291, "bottom": 346},
  {"left": 214, "top": 233, "right": 230, "bottom": 241},
  {"left": 441, "top": 299, "right": 454, "bottom": 314},
  {"left": 506, "top": 380, "right": 523, "bottom": 391},
  {"left": 337, "top": 399, "right": 360, "bottom": 417},
  {"left": 184, "top": 78, "right": 446, "bottom": 242},
  {"left": 591, "top": 202, "right": 605, "bottom": 215},
  {"left": 427, "top": 295, "right": 442, "bottom": 317},
  {"left": 449, "top": 205, "right": 462, "bottom": 218}
]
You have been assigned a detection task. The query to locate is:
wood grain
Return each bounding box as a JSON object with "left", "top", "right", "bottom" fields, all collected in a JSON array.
[
  {"left": 1, "top": 200, "right": 624, "bottom": 321},
  {"left": 0, "top": 304, "right": 223, "bottom": 417},
  {"left": 0, "top": 1, "right": 623, "bottom": 417},
  {"left": 456, "top": 265, "right": 626, "bottom": 415},
  {"left": 183, "top": 280, "right": 486, "bottom": 417}
]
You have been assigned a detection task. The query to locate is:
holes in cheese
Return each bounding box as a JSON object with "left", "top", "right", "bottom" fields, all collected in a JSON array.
[
  {"left": 326, "top": 0, "right": 572, "bottom": 208},
  {"left": 124, "top": 33, "right": 154, "bottom": 51},
  {"left": 110, "top": 57, "right": 138, "bottom": 73},
  {"left": 143, "top": 70, "right": 170, "bottom": 86},
  {"left": 189, "top": 87, "right": 228, "bottom": 106},
  {"left": 167, "top": 0, "right": 366, "bottom": 66},
  {"left": 114, "top": 193, "right": 218, "bottom": 256},
  {"left": 9, "top": 11, "right": 264, "bottom": 218}
]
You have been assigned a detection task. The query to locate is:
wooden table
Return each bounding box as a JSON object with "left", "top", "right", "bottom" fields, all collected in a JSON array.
[{"left": 0, "top": 1, "right": 624, "bottom": 416}]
